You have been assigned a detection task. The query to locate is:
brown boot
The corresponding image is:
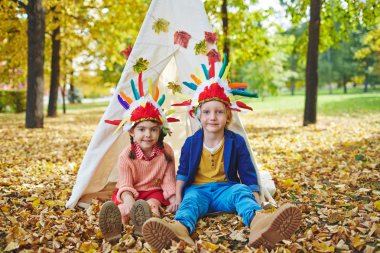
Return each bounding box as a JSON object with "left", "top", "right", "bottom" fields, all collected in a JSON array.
[
  {"left": 130, "top": 199, "right": 152, "bottom": 236},
  {"left": 248, "top": 203, "right": 302, "bottom": 249},
  {"left": 99, "top": 201, "right": 123, "bottom": 242},
  {"left": 142, "top": 218, "right": 195, "bottom": 251}
]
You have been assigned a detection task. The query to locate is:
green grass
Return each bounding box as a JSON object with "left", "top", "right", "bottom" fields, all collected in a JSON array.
[
  {"left": 248, "top": 91, "right": 380, "bottom": 116},
  {"left": 55, "top": 101, "right": 109, "bottom": 111}
]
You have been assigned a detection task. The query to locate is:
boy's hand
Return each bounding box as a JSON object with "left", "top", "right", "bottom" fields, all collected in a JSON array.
[{"left": 167, "top": 195, "right": 181, "bottom": 213}]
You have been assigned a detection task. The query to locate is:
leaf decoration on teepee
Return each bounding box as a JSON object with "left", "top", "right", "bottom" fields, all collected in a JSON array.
[
  {"left": 152, "top": 18, "right": 170, "bottom": 34},
  {"left": 174, "top": 31, "right": 191, "bottom": 48},
  {"left": 133, "top": 58, "right": 149, "bottom": 73},
  {"left": 121, "top": 45, "right": 133, "bottom": 59},
  {"left": 167, "top": 81, "right": 182, "bottom": 94},
  {"left": 205, "top": 32, "right": 218, "bottom": 44},
  {"left": 206, "top": 49, "right": 221, "bottom": 65},
  {"left": 194, "top": 40, "right": 208, "bottom": 55}
]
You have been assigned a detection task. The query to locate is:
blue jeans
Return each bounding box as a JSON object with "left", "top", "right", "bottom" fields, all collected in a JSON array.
[{"left": 174, "top": 182, "right": 262, "bottom": 234}]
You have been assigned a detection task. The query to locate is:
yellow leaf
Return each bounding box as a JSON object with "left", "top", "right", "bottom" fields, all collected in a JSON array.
[
  {"left": 201, "top": 241, "right": 219, "bottom": 252},
  {"left": 4, "top": 241, "right": 19, "bottom": 252},
  {"left": 350, "top": 236, "right": 366, "bottom": 250},
  {"left": 32, "top": 199, "right": 40, "bottom": 207},
  {"left": 282, "top": 178, "right": 294, "bottom": 188},
  {"left": 312, "top": 241, "right": 335, "bottom": 253},
  {"left": 46, "top": 200, "right": 55, "bottom": 207},
  {"left": 374, "top": 200, "right": 380, "bottom": 211},
  {"left": 80, "top": 242, "right": 99, "bottom": 253}
]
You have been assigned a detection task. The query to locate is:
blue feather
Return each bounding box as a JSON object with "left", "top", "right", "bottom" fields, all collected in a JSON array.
[
  {"left": 218, "top": 54, "right": 228, "bottom": 78},
  {"left": 183, "top": 81, "right": 198, "bottom": 91},
  {"left": 131, "top": 79, "right": 140, "bottom": 100},
  {"left": 201, "top": 64, "right": 209, "bottom": 80}
]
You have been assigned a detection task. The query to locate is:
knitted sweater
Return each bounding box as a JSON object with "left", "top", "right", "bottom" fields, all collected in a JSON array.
[{"left": 116, "top": 142, "right": 176, "bottom": 203}]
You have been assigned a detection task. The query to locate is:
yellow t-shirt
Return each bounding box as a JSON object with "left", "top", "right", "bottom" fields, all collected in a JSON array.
[{"left": 193, "top": 140, "right": 227, "bottom": 185}]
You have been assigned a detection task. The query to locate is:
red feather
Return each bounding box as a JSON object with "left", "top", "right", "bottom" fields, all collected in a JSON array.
[
  {"left": 167, "top": 117, "right": 180, "bottom": 122},
  {"left": 105, "top": 119, "right": 122, "bottom": 125},
  {"left": 236, "top": 101, "right": 253, "bottom": 110},
  {"left": 209, "top": 62, "right": 215, "bottom": 78},
  {"left": 138, "top": 72, "right": 144, "bottom": 96},
  {"left": 171, "top": 100, "right": 192, "bottom": 106}
]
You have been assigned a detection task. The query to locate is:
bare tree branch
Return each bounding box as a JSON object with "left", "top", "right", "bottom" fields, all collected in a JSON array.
[{"left": 12, "top": 0, "right": 29, "bottom": 13}]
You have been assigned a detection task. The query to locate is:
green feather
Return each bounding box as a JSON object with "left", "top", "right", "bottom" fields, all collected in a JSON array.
[
  {"left": 231, "top": 89, "right": 258, "bottom": 98},
  {"left": 157, "top": 94, "right": 165, "bottom": 106}
]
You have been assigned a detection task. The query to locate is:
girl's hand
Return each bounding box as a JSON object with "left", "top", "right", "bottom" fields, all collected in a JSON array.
[
  {"left": 167, "top": 195, "right": 181, "bottom": 213},
  {"left": 118, "top": 200, "right": 135, "bottom": 217}
]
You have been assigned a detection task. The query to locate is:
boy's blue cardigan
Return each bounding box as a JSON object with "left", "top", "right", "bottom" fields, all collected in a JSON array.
[{"left": 176, "top": 129, "right": 259, "bottom": 192}]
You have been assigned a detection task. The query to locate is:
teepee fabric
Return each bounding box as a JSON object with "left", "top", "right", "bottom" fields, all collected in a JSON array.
[{"left": 66, "top": 0, "right": 269, "bottom": 208}]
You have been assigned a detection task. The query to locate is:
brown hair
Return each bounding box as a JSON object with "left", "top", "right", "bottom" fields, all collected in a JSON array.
[{"left": 128, "top": 121, "right": 172, "bottom": 162}]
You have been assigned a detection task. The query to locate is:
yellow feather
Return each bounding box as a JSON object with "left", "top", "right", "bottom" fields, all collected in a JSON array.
[
  {"left": 148, "top": 78, "right": 153, "bottom": 96},
  {"left": 195, "top": 68, "right": 205, "bottom": 82},
  {"left": 165, "top": 109, "right": 176, "bottom": 116},
  {"left": 113, "top": 116, "right": 130, "bottom": 134},
  {"left": 221, "top": 62, "right": 231, "bottom": 80}
]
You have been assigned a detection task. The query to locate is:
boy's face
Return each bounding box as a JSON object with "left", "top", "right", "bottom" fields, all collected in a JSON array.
[
  {"left": 130, "top": 121, "right": 161, "bottom": 152},
  {"left": 199, "top": 100, "right": 228, "bottom": 134}
]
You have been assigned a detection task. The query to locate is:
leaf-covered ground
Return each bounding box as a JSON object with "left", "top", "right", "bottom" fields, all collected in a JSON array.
[{"left": 0, "top": 109, "right": 379, "bottom": 253}]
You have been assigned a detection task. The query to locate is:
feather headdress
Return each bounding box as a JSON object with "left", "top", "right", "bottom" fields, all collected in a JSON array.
[
  {"left": 105, "top": 72, "right": 179, "bottom": 134},
  {"left": 172, "top": 56, "right": 258, "bottom": 117}
]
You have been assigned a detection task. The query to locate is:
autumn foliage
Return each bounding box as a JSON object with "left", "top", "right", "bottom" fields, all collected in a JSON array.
[{"left": 0, "top": 109, "right": 379, "bottom": 252}]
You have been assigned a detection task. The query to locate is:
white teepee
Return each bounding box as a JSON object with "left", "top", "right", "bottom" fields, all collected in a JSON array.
[{"left": 66, "top": 0, "right": 275, "bottom": 209}]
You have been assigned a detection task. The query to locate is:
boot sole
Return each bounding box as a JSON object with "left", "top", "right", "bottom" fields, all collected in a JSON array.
[
  {"left": 130, "top": 199, "right": 152, "bottom": 236},
  {"left": 249, "top": 203, "right": 302, "bottom": 249},
  {"left": 99, "top": 201, "right": 122, "bottom": 242},
  {"left": 142, "top": 218, "right": 181, "bottom": 251}
]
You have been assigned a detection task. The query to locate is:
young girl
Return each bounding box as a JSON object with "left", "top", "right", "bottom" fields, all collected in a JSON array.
[
  {"left": 142, "top": 61, "right": 302, "bottom": 251},
  {"left": 99, "top": 73, "right": 180, "bottom": 241}
]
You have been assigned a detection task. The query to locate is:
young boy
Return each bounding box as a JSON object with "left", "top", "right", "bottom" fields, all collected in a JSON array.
[{"left": 142, "top": 62, "right": 302, "bottom": 251}]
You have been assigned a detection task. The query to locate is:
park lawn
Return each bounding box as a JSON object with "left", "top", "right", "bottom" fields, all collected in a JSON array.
[
  {"left": 0, "top": 93, "right": 379, "bottom": 252},
  {"left": 248, "top": 92, "right": 380, "bottom": 116}
]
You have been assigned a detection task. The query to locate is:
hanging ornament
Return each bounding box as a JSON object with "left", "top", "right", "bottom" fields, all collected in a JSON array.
[
  {"left": 121, "top": 45, "right": 133, "bottom": 60},
  {"left": 133, "top": 58, "right": 149, "bottom": 73},
  {"left": 206, "top": 49, "right": 221, "bottom": 65},
  {"left": 152, "top": 18, "right": 170, "bottom": 34},
  {"left": 167, "top": 81, "right": 182, "bottom": 94},
  {"left": 205, "top": 32, "right": 218, "bottom": 44},
  {"left": 174, "top": 31, "right": 191, "bottom": 48},
  {"left": 194, "top": 40, "right": 208, "bottom": 55}
]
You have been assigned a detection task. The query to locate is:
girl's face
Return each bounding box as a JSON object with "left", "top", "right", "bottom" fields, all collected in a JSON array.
[
  {"left": 130, "top": 121, "right": 161, "bottom": 152},
  {"left": 199, "top": 100, "right": 230, "bottom": 134}
]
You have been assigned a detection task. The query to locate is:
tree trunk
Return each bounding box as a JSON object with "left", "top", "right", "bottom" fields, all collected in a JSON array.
[
  {"left": 363, "top": 81, "right": 368, "bottom": 92},
  {"left": 343, "top": 82, "right": 347, "bottom": 94},
  {"left": 291, "top": 80, "right": 295, "bottom": 96},
  {"left": 60, "top": 85, "right": 66, "bottom": 114},
  {"left": 329, "top": 83, "right": 333, "bottom": 94},
  {"left": 303, "top": 0, "right": 321, "bottom": 126},
  {"left": 47, "top": 24, "right": 61, "bottom": 117},
  {"left": 364, "top": 60, "right": 369, "bottom": 92},
  {"left": 221, "top": 0, "right": 229, "bottom": 61},
  {"left": 25, "top": 0, "right": 45, "bottom": 128}
]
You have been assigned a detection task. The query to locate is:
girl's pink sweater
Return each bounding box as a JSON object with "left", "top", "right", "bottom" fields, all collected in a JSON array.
[{"left": 116, "top": 142, "right": 176, "bottom": 203}]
